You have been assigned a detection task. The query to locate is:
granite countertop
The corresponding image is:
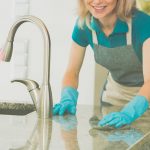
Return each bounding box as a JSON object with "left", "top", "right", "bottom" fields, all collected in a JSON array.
[
  {"left": 0, "top": 104, "right": 150, "bottom": 150},
  {"left": 0, "top": 102, "right": 35, "bottom": 115}
]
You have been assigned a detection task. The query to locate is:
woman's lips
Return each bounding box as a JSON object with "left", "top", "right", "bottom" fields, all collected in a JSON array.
[{"left": 92, "top": 5, "right": 107, "bottom": 13}]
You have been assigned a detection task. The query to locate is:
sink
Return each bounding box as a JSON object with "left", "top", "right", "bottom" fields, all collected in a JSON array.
[{"left": 0, "top": 102, "right": 35, "bottom": 115}]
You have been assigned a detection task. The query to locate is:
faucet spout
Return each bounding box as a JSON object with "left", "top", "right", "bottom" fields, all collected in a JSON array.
[
  {"left": 3, "top": 16, "right": 53, "bottom": 119},
  {"left": 11, "top": 79, "right": 40, "bottom": 111}
]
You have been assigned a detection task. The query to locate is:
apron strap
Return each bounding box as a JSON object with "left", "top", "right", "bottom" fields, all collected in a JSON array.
[
  {"left": 126, "top": 21, "right": 132, "bottom": 45},
  {"left": 86, "top": 15, "right": 99, "bottom": 45},
  {"left": 92, "top": 30, "right": 98, "bottom": 45}
]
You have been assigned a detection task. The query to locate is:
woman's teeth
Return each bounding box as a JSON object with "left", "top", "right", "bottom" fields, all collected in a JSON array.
[{"left": 93, "top": 6, "right": 106, "bottom": 10}]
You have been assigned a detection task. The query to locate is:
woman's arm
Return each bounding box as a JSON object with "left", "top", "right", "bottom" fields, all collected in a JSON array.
[
  {"left": 62, "top": 40, "right": 86, "bottom": 89},
  {"left": 53, "top": 41, "right": 86, "bottom": 115},
  {"left": 138, "top": 38, "right": 150, "bottom": 101}
]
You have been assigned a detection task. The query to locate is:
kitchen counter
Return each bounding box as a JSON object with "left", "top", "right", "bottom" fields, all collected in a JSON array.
[{"left": 0, "top": 104, "right": 150, "bottom": 150}]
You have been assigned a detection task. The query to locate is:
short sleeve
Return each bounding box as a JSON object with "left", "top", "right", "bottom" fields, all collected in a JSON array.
[
  {"left": 140, "top": 21, "right": 150, "bottom": 44},
  {"left": 132, "top": 10, "right": 150, "bottom": 61},
  {"left": 72, "top": 19, "right": 89, "bottom": 47},
  {"left": 136, "top": 11, "right": 150, "bottom": 44}
]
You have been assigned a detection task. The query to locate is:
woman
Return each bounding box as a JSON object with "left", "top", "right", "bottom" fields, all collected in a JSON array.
[{"left": 53, "top": 0, "right": 150, "bottom": 128}]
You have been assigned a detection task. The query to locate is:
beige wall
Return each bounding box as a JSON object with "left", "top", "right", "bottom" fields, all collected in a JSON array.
[{"left": 0, "top": 0, "right": 95, "bottom": 105}]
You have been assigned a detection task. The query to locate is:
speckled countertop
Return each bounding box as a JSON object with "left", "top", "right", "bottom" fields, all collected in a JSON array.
[
  {"left": 0, "top": 104, "right": 150, "bottom": 150},
  {"left": 0, "top": 102, "right": 35, "bottom": 115}
]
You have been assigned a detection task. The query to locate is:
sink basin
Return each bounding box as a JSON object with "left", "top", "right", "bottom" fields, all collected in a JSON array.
[{"left": 0, "top": 102, "right": 35, "bottom": 115}]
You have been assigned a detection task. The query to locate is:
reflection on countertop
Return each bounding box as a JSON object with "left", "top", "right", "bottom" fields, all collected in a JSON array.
[
  {"left": 0, "top": 104, "right": 150, "bottom": 150},
  {"left": 9, "top": 119, "right": 52, "bottom": 150}
]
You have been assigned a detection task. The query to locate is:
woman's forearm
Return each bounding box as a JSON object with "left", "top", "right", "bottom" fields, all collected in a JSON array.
[
  {"left": 62, "top": 71, "right": 79, "bottom": 89},
  {"left": 138, "top": 80, "right": 150, "bottom": 101}
]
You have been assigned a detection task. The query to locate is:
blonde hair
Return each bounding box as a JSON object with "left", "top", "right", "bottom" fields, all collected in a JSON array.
[{"left": 77, "top": 0, "right": 136, "bottom": 27}]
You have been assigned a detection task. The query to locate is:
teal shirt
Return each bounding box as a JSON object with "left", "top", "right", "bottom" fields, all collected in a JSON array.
[{"left": 72, "top": 9, "right": 150, "bottom": 62}]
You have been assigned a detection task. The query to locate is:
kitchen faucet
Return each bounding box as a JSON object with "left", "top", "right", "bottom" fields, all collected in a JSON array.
[{"left": 2, "top": 16, "right": 53, "bottom": 119}]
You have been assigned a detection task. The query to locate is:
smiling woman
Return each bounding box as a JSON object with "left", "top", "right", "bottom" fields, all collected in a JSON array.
[
  {"left": 85, "top": 0, "right": 118, "bottom": 20},
  {"left": 53, "top": 0, "right": 150, "bottom": 129},
  {"left": 77, "top": 0, "right": 136, "bottom": 27}
]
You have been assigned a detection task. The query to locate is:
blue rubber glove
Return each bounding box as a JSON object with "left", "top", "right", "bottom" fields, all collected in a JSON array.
[
  {"left": 98, "top": 95, "right": 149, "bottom": 128},
  {"left": 53, "top": 87, "right": 78, "bottom": 115}
]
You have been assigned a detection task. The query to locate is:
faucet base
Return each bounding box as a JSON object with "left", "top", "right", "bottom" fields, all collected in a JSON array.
[{"left": 38, "top": 84, "right": 53, "bottom": 119}]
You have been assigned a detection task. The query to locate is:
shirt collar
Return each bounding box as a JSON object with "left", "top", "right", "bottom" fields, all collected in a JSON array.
[{"left": 90, "top": 16, "right": 129, "bottom": 35}]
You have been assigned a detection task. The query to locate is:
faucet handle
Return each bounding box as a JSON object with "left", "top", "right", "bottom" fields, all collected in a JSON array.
[{"left": 11, "top": 79, "right": 39, "bottom": 91}]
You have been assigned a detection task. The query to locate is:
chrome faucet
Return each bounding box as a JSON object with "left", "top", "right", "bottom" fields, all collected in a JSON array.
[{"left": 2, "top": 16, "right": 53, "bottom": 119}]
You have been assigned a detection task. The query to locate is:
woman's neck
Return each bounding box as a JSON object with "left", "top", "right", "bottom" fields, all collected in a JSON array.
[{"left": 98, "top": 14, "right": 117, "bottom": 36}]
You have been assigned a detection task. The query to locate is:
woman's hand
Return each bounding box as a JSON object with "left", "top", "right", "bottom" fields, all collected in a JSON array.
[
  {"left": 53, "top": 87, "right": 78, "bottom": 115},
  {"left": 98, "top": 95, "right": 149, "bottom": 128}
]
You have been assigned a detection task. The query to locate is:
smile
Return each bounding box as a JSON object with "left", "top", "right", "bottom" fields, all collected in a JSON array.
[{"left": 92, "top": 5, "right": 107, "bottom": 12}]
